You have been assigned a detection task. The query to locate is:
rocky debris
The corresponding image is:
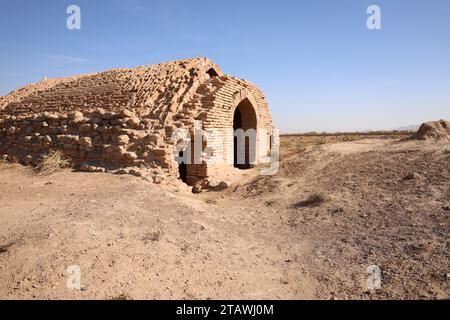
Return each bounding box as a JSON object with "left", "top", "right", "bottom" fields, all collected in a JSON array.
[
  {"left": 191, "top": 179, "right": 230, "bottom": 193},
  {"left": 410, "top": 120, "right": 450, "bottom": 141},
  {"left": 79, "top": 163, "right": 105, "bottom": 173},
  {"left": 192, "top": 183, "right": 203, "bottom": 194},
  {"left": 207, "top": 180, "right": 230, "bottom": 191},
  {"left": 114, "top": 168, "right": 129, "bottom": 175},
  {"left": 78, "top": 164, "right": 151, "bottom": 178},
  {"left": 129, "top": 169, "right": 142, "bottom": 177}
]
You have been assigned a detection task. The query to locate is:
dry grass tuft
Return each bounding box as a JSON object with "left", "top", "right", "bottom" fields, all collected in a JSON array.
[
  {"left": 142, "top": 231, "right": 163, "bottom": 243},
  {"left": 305, "top": 192, "right": 327, "bottom": 205},
  {"left": 295, "top": 191, "right": 328, "bottom": 208},
  {"left": 35, "top": 150, "right": 72, "bottom": 175}
]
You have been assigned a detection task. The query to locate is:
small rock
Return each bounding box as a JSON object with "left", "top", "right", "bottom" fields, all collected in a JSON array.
[
  {"left": 43, "top": 135, "right": 52, "bottom": 143},
  {"left": 117, "top": 135, "right": 130, "bottom": 145},
  {"left": 70, "top": 111, "right": 85, "bottom": 124},
  {"left": 402, "top": 172, "right": 420, "bottom": 181},
  {"left": 22, "top": 155, "right": 33, "bottom": 165},
  {"left": 217, "top": 181, "right": 229, "bottom": 190},
  {"left": 207, "top": 180, "right": 229, "bottom": 191},
  {"left": 153, "top": 174, "right": 163, "bottom": 184},
  {"left": 442, "top": 205, "right": 450, "bottom": 211},
  {"left": 329, "top": 207, "right": 344, "bottom": 214},
  {"left": 97, "top": 126, "right": 108, "bottom": 133},
  {"left": 192, "top": 185, "right": 202, "bottom": 194},
  {"left": 129, "top": 169, "right": 142, "bottom": 177},
  {"left": 103, "top": 111, "right": 116, "bottom": 119},
  {"left": 7, "top": 127, "right": 16, "bottom": 134},
  {"left": 124, "top": 152, "right": 138, "bottom": 160},
  {"left": 126, "top": 118, "right": 140, "bottom": 129},
  {"left": 120, "top": 109, "right": 135, "bottom": 118},
  {"left": 79, "top": 124, "right": 92, "bottom": 133},
  {"left": 79, "top": 137, "right": 92, "bottom": 146}
]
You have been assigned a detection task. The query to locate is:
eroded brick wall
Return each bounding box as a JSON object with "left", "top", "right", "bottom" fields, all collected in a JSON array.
[{"left": 0, "top": 109, "right": 168, "bottom": 170}]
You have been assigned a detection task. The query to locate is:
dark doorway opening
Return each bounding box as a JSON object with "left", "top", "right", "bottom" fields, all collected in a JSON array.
[
  {"left": 178, "top": 151, "right": 187, "bottom": 183},
  {"left": 233, "top": 98, "right": 257, "bottom": 169},
  {"left": 233, "top": 108, "right": 242, "bottom": 168}
]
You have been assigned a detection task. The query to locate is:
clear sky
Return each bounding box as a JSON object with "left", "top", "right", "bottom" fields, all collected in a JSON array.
[{"left": 1, "top": 0, "right": 449, "bottom": 133}]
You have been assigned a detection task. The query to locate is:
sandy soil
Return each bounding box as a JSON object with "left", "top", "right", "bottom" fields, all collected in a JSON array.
[{"left": 0, "top": 136, "right": 449, "bottom": 300}]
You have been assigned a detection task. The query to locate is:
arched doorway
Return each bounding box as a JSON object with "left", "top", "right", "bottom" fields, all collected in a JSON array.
[{"left": 233, "top": 98, "right": 257, "bottom": 169}]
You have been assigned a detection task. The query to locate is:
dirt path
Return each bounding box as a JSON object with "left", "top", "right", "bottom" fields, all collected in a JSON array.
[{"left": 0, "top": 138, "right": 449, "bottom": 299}]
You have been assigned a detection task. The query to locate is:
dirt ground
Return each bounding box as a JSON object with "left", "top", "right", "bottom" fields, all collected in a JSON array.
[{"left": 0, "top": 135, "right": 449, "bottom": 300}]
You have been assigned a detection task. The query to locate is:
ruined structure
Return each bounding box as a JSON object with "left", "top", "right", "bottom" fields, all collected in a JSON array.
[{"left": 0, "top": 58, "right": 273, "bottom": 185}]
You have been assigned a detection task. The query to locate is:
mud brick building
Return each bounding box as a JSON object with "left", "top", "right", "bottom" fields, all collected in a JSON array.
[{"left": 0, "top": 58, "right": 273, "bottom": 185}]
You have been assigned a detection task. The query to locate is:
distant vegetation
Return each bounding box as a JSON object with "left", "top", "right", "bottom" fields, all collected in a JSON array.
[{"left": 281, "top": 130, "right": 415, "bottom": 137}]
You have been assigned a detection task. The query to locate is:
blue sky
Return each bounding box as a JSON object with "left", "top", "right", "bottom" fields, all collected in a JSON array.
[{"left": 1, "top": 0, "right": 449, "bottom": 132}]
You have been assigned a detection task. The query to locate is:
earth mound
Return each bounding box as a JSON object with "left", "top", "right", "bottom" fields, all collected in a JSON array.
[{"left": 410, "top": 120, "right": 450, "bottom": 141}]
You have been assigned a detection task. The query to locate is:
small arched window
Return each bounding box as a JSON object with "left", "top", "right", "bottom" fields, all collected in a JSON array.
[{"left": 206, "top": 68, "right": 219, "bottom": 78}]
